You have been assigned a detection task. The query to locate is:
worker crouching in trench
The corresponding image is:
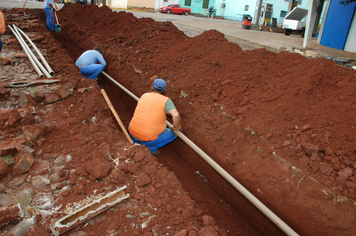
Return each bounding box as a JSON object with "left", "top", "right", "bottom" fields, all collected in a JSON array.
[
  {"left": 128, "top": 78, "right": 182, "bottom": 156},
  {"left": 75, "top": 47, "right": 106, "bottom": 80}
]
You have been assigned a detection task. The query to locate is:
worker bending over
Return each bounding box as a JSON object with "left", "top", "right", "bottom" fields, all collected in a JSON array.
[
  {"left": 129, "top": 78, "right": 181, "bottom": 155},
  {"left": 75, "top": 47, "right": 106, "bottom": 80}
]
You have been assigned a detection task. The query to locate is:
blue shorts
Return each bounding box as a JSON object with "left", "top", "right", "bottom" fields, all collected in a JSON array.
[{"left": 130, "top": 128, "right": 177, "bottom": 154}]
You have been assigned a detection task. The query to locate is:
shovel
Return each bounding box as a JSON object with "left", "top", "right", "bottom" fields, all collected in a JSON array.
[{"left": 54, "top": 11, "right": 61, "bottom": 32}]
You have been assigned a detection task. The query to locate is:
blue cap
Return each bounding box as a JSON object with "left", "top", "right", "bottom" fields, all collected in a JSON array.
[{"left": 153, "top": 78, "right": 166, "bottom": 92}]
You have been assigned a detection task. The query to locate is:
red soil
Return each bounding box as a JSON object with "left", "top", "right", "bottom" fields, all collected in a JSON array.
[{"left": 1, "top": 4, "right": 356, "bottom": 236}]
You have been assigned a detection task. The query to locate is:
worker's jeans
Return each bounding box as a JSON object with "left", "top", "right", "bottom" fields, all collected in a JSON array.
[
  {"left": 0, "top": 38, "right": 3, "bottom": 53},
  {"left": 44, "top": 8, "right": 54, "bottom": 31},
  {"left": 130, "top": 128, "right": 177, "bottom": 154},
  {"left": 79, "top": 64, "right": 105, "bottom": 79}
]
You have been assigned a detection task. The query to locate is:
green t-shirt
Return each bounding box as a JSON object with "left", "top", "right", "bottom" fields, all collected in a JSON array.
[{"left": 165, "top": 99, "right": 176, "bottom": 114}]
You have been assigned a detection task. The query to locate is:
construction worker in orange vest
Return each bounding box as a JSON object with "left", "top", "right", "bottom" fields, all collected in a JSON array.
[{"left": 129, "top": 78, "right": 181, "bottom": 156}]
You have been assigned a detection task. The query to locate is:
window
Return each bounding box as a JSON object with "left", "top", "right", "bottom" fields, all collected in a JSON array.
[
  {"left": 174, "top": 4, "right": 179, "bottom": 8},
  {"left": 164, "top": 0, "right": 168, "bottom": 2},
  {"left": 244, "top": 5, "right": 249, "bottom": 11},
  {"left": 185, "top": 0, "right": 191, "bottom": 6},
  {"left": 202, "top": 0, "right": 209, "bottom": 9},
  {"left": 280, "top": 10, "right": 287, "bottom": 17}
]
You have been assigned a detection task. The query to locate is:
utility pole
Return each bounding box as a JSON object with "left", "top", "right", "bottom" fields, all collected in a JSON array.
[{"left": 252, "top": 0, "right": 263, "bottom": 29}]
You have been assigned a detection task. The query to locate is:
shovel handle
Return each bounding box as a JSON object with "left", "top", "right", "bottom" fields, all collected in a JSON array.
[
  {"left": 54, "top": 11, "right": 59, "bottom": 24},
  {"left": 100, "top": 89, "right": 133, "bottom": 144}
]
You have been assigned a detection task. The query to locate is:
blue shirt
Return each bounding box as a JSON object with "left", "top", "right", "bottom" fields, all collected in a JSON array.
[
  {"left": 75, "top": 50, "right": 107, "bottom": 68},
  {"left": 44, "top": 0, "right": 54, "bottom": 9}
]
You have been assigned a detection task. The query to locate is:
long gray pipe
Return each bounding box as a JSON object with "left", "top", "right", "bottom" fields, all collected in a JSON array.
[
  {"left": 8, "top": 25, "right": 44, "bottom": 78},
  {"left": 12, "top": 25, "right": 52, "bottom": 78},
  {"left": 14, "top": 25, "right": 55, "bottom": 76},
  {"left": 101, "top": 71, "right": 299, "bottom": 236}
]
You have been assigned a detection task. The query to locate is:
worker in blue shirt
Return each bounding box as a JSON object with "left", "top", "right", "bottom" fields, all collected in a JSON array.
[
  {"left": 44, "top": 0, "right": 55, "bottom": 31},
  {"left": 75, "top": 47, "right": 107, "bottom": 80}
]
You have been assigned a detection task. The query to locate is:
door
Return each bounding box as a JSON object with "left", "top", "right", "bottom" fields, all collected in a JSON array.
[
  {"left": 172, "top": 4, "right": 180, "bottom": 14},
  {"left": 320, "top": 0, "right": 356, "bottom": 50}
]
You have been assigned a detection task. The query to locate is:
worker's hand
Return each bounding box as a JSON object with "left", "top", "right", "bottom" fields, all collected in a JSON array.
[
  {"left": 172, "top": 124, "right": 182, "bottom": 132},
  {"left": 52, "top": 7, "right": 56, "bottom": 11}
]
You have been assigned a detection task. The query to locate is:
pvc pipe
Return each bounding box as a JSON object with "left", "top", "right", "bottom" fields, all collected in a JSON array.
[
  {"left": 12, "top": 25, "right": 52, "bottom": 78},
  {"left": 8, "top": 25, "right": 44, "bottom": 78},
  {"left": 101, "top": 71, "right": 299, "bottom": 236},
  {"left": 14, "top": 25, "right": 55, "bottom": 76}
]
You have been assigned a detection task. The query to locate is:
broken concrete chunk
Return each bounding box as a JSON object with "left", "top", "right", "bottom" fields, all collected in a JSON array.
[
  {"left": 0, "top": 137, "right": 26, "bottom": 156},
  {"left": 17, "top": 144, "right": 35, "bottom": 156},
  {"left": 0, "top": 109, "right": 21, "bottom": 129},
  {"left": 8, "top": 217, "right": 36, "bottom": 236},
  {"left": 0, "top": 203, "right": 24, "bottom": 228},
  {"left": 55, "top": 82, "right": 73, "bottom": 99},
  {"left": 45, "top": 93, "right": 61, "bottom": 104},
  {"left": 21, "top": 112, "right": 36, "bottom": 126},
  {"left": 13, "top": 153, "right": 35, "bottom": 175},
  {"left": 0, "top": 87, "right": 10, "bottom": 100},
  {"left": 22, "top": 124, "right": 43, "bottom": 144},
  {"left": 31, "top": 175, "right": 51, "bottom": 189},
  {"left": 0, "top": 193, "right": 13, "bottom": 207},
  {"left": 33, "top": 91, "right": 46, "bottom": 102},
  {"left": 0, "top": 158, "right": 10, "bottom": 178},
  {"left": 19, "top": 91, "right": 36, "bottom": 108}
]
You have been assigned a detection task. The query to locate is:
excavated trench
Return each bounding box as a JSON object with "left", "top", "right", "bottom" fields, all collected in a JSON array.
[
  {"left": 36, "top": 5, "right": 286, "bottom": 236},
  {"left": 23, "top": 3, "right": 356, "bottom": 236},
  {"left": 100, "top": 77, "right": 285, "bottom": 236}
]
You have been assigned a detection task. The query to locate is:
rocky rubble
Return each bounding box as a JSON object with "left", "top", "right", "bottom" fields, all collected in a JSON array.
[{"left": 0, "top": 8, "right": 229, "bottom": 236}]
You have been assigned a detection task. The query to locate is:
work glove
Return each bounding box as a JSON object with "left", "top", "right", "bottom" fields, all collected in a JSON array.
[{"left": 52, "top": 8, "right": 56, "bottom": 11}]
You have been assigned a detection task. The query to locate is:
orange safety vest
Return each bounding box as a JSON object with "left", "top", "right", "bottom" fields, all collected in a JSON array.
[
  {"left": 129, "top": 92, "right": 169, "bottom": 141},
  {"left": 0, "top": 11, "right": 5, "bottom": 34}
]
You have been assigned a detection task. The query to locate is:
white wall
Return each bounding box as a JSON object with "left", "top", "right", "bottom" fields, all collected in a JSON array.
[
  {"left": 215, "top": 0, "right": 257, "bottom": 21},
  {"left": 344, "top": 13, "right": 356, "bottom": 53},
  {"left": 111, "top": 0, "right": 127, "bottom": 8}
]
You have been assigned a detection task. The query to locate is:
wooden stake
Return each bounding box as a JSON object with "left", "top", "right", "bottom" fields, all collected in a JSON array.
[{"left": 100, "top": 89, "right": 133, "bottom": 144}]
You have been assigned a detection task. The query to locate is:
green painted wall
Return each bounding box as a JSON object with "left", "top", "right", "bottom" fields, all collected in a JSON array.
[{"left": 179, "top": 0, "right": 216, "bottom": 15}]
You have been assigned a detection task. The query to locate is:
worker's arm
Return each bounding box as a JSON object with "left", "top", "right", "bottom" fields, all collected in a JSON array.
[
  {"left": 169, "top": 108, "right": 181, "bottom": 131},
  {"left": 97, "top": 53, "right": 107, "bottom": 68}
]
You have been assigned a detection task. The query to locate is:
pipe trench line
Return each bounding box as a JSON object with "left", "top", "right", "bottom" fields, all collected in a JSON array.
[{"left": 101, "top": 71, "right": 299, "bottom": 236}]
